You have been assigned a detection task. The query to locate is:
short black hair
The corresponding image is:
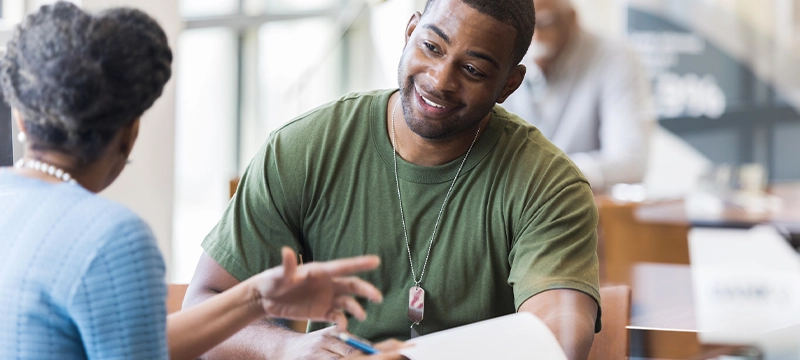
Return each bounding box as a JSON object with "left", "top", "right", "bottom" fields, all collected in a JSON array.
[
  {"left": 0, "top": 1, "right": 172, "bottom": 164},
  {"left": 422, "top": 0, "right": 535, "bottom": 67}
]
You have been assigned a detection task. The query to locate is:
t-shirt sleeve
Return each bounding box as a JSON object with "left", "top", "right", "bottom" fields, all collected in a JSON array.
[
  {"left": 507, "top": 180, "right": 601, "bottom": 331},
  {"left": 202, "top": 137, "right": 303, "bottom": 281},
  {"left": 68, "top": 218, "right": 168, "bottom": 359}
]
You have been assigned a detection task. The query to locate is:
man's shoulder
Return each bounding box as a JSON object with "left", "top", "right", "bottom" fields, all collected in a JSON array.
[
  {"left": 491, "top": 106, "right": 586, "bottom": 180},
  {"left": 273, "top": 89, "right": 392, "bottom": 135},
  {"left": 492, "top": 105, "right": 567, "bottom": 157}
]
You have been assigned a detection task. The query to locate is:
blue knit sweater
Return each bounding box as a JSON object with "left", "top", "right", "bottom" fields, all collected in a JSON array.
[{"left": 0, "top": 170, "right": 168, "bottom": 359}]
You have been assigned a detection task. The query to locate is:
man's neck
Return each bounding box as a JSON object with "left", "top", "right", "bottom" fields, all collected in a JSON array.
[{"left": 386, "top": 92, "right": 487, "bottom": 167}]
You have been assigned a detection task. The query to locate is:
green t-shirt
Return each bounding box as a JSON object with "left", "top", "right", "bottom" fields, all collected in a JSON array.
[{"left": 203, "top": 89, "right": 600, "bottom": 341}]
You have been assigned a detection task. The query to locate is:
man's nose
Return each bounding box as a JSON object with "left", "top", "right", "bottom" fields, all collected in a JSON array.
[{"left": 426, "top": 61, "right": 459, "bottom": 94}]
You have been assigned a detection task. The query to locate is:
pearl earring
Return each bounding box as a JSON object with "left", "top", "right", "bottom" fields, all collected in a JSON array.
[{"left": 17, "top": 132, "right": 27, "bottom": 143}]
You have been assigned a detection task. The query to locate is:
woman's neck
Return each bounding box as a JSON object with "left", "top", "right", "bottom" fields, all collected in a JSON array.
[{"left": 15, "top": 151, "right": 106, "bottom": 193}]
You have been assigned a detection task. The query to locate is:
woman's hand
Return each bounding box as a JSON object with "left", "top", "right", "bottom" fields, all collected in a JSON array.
[{"left": 248, "top": 247, "right": 383, "bottom": 329}]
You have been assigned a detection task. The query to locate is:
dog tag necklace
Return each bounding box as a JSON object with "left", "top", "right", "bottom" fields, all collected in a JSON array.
[{"left": 390, "top": 98, "right": 480, "bottom": 337}]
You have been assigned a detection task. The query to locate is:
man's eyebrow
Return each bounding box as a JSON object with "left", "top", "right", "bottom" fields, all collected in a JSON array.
[
  {"left": 422, "top": 24, "right": 450, "bottom": 44},
  {"left": 422, "top": 23, "right": 500, "bottom": 70},
  {"left": 466, "top": 50, "right": 500, "bottom": 70}
]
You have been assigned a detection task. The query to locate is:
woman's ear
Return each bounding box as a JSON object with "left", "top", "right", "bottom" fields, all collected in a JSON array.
[
  {"left": 120, "top": 118, "right": 140, "bottom": 158},
  {"left": 13, "top": 109, "right": 25, "bottom": 133}
]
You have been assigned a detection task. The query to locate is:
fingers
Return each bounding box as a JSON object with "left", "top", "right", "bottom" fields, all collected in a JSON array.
[
  {"left": 373, "top": 339, "right": 406, "bottom": 352},
  {"left": 334, "top": 295, "right": 368, "bottom": 322},
  {"left": 333, "top": 277, "right": 383, "bottom": 303},
  {"left": 315, "top": 255, "right": 381, "bottom": 277},
  {"left": 340, "top": 339, "right": 408, "bottom": 360},
  {"left": 342, "top": 353, "right": 407, "bottom": 360},
  {"left": 329, "top": 310, "right": 349, "bottom": 331},
  {"left": 281, "top": 247, "right": 298, "bottom": 279},
  {"left": 316, "top": 327, "right": 356, "bottom": 357}
]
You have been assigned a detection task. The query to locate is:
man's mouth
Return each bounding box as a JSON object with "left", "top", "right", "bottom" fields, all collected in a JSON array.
[{"left": 420, "top": 95, "right": 447, "bottom": 109}]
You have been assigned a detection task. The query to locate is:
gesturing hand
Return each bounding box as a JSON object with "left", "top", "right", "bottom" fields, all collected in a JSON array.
[{"left": 248, "top": 247, "right": 383, "bottom": 330}]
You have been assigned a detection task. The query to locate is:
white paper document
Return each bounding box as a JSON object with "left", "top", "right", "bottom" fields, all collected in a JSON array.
[
  {"left": 689, "top": 226, "right": 800, "bottom": 359},
  {"left": 398, "top": 313, "right": 567, "bottom": 360}
]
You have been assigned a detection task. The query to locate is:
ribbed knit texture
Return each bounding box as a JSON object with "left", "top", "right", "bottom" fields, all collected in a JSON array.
[{"left": 0, "top": 171, "right": 168, "bottom": 359}]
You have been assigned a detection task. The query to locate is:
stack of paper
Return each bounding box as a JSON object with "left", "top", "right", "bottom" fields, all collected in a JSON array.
[{"left": 399, "top": 313, "right": 566, "bottom": 360}]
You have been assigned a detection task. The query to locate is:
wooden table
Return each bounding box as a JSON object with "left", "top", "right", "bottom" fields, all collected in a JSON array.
[
  {"left": 635, "top": 183, "right": 800, "bottom": 231},
  {"left": 596, "top": 183, "right": 800, "bottom": 285},
  {"left": 627, "top": 263, "right": 800, "bottom": 360}
]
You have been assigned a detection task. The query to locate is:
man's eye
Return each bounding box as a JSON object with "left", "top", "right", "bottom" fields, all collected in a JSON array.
[
  {"left": 464, "top": 65, "right": 483, "bottom": 77},
  {"left": 424, "top": 42, "right": 438, "bottom": 53}
]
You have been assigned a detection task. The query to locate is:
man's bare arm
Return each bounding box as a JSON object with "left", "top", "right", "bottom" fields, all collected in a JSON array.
[
  {"left": 518, "top": 289, "right": 598, "bottom": 360},
  {"left": 183, "top": 252, "right": 356, "bottom": 360}
]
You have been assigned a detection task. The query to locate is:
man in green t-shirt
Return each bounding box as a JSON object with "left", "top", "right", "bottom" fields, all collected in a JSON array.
[{"left": 184, "top": 0, "right": 601, "bottom": 359}]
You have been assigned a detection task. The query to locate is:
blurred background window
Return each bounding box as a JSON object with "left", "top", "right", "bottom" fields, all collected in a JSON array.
[
  {"left": 173, "top": 27, "right": 238, "bottom": 282},
  {"left": 624, "top": 0, "right": 800, "bottom": 185},
  {"left": 1, "top": 0, "right": 23, "bottom": 167},
  {"left": 173, "top": 0, "right": 395, "bottom": 282},
  {"left": 180, "top": 0, "right": 238, "bottom": 18}
]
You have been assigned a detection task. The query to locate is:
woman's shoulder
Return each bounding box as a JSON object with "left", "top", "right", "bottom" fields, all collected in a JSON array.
[{"left": 23, "top": 179, "right": 160, "bottom": 253}]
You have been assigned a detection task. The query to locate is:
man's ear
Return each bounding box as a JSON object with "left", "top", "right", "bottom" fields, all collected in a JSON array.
[
  {"left": 405, "top": 11, "right": 422, "bottom": 45},
  {"left": 496, "top": 64, "right": 527, "bottom": 103}
]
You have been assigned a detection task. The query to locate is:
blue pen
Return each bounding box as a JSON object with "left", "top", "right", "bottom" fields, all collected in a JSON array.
[{"left": 330, "top": 331, "right": 380, "bottom": 355}]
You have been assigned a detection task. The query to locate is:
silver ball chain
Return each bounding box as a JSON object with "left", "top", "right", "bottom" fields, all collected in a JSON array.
[{"left": 390, "top": 97, "right": 481, "bottom": 288}]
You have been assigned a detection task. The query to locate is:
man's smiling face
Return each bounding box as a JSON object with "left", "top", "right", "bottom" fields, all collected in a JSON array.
[{"left": 396, "top": 0, "right": 521, "bottom": 140}]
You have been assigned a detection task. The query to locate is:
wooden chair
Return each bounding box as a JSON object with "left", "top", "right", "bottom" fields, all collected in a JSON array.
[
  {"left": 588, "top": 285, "right": 632, "bottom": 360},
  {"left": 229, "top": 177, "right": 240, "bottom": 199},
  {"left": 167, "top": 283, "right": 189, "bottom": 314},
  {"left": 595, "top": 195, "right": 690, "bottom": 285}
]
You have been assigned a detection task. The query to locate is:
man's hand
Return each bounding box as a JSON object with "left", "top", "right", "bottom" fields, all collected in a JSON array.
[
  {"left": 343, "top": 339, "right": 408, "bottom": 360},
  {"left": 247, "top": 247, "right": 383, "bottom": 330},
  {"left": 272, "top": 327, "right": 408, "bottom": 360},
  {"left": 278, "top": 327, "right": 357, "bottom": 359}
]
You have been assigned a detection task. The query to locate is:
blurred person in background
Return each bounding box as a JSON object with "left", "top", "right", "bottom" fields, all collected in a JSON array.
[
  {"left": 503, "top": 0, "right": 655, "bottom": 191},
  {"left": 0, "top": 2, "right": 403, "bottom": 359}
]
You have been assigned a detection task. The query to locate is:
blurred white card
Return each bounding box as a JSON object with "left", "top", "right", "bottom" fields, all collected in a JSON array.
[
  {"left": 398, "top": 313, "right": 566, "bottom": 360},
  {"left": 689, "top": 226, "right": 800, "bottom": 343}
]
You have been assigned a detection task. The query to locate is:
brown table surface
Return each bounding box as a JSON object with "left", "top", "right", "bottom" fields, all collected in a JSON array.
[{"left": 634, "top": 183, "right": 800, "bottom": 231}]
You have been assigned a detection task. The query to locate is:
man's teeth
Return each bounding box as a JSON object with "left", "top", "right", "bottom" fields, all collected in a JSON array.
[{"left": 421, "top": 96, "right": 446, "bottom": 109}]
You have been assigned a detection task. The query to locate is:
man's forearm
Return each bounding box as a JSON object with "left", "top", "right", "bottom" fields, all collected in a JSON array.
[
  {"left": 168, "top": 281, "right": 266, "bottom": 360},
  {"left": 182, "top": 276, "right": 303, "bottom": 360},
  {"left": 199, "top": 319, "right": 301, "bottom": 360},
  {"left": 538, "top": 307, "right": 595, "bottom": 360},
  {"left": 518, "top": 289, "right": 598, "bottom": 360}
]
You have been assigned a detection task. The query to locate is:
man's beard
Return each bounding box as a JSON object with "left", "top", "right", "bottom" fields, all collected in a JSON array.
[{"left": 397, "top": 76, "right": 494, "bottom": 140}]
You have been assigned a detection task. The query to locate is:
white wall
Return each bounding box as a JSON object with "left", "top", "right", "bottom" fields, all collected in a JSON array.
[
  {"left": 572, "top": 0, "right": 627, "bottom": 39},
  {"left": 81, "top": 0, "right": 181, "bottom": 279}
]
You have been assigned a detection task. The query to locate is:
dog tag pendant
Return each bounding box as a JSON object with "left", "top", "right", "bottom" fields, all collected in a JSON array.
[
  {"left": 408, "top": 286, "right": 425, "bottom": 324},
  {"left": 410, "top": 323, "right": 422, "bottom": 338}
]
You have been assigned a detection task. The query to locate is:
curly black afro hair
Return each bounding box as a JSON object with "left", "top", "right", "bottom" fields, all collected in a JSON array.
[{"left": 1, "top": 1, "right": 172, "bottom": 164}]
